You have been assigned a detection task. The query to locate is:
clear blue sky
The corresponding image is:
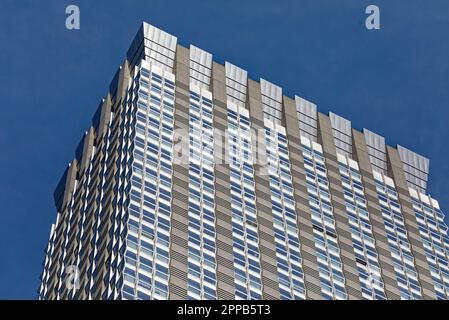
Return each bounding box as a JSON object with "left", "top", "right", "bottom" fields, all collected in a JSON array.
[{"left": 1, "top": 0, "right": 448, "bottom": 299}]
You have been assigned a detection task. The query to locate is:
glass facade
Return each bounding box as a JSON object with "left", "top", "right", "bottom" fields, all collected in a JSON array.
[
  {"left": 123, "top": 63, "right": 175, "bottom": 300},
  {"left": 300, "top": 136, "right": 347, "bottom": 300},
  {"left": 409, "top": 189, "right": 449, "bottom": 299},
  {"left": 264, "top": 120, "right": 306, "bottom": 300},
  {"left": 336, "top": 153, "right": 386, "bottom": 299},
  {"left": 186, "top": 87, "right": 218, "bottom": 300},
  {"left": 39, "top": 22, "right": 449, "bottom": 301},
  {"left": 372, "top": 170, "right": 422, "bottom": 299},
  {"left": 227, "top": 103, "right": 263, "bottom": 299}
]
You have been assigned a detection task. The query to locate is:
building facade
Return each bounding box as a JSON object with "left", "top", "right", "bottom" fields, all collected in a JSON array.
[{"left": 38, "top": 22, "right": 449, "bottom": 300}]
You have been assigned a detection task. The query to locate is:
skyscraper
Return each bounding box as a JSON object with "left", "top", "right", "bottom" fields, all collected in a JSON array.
[{"left": 38, "top": 22, "right": 449, "bottom": 300}]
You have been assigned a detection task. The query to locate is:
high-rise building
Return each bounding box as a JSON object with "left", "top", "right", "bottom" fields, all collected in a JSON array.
[{"left": 39, "top": 22, "right": 449, "bottom": 300}]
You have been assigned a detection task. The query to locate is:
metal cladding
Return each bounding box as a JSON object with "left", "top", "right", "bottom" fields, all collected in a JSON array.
[{"left": 39, "top": 22, "right": 448, "bottom": 301}]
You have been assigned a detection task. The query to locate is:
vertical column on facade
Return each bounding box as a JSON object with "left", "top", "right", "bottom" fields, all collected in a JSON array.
[
  {"left": 181, "top": 45, "right": 221, "bottom": 300},
  {"left": 92, "top": 134, "right": 115, "bottom": 298},
  {"left": 246, "top": 79, "right": 280, "bottom": 299},
  {"left": 210, "top": 62, "right": 235, "bottom": 299},
  {"left": 352, "top": 130, "right": 402, "bottom": 299},
  {"left": 362, "top": 130, "right": 423, "bottom": 299},
  {"left": 92, "top": 93, "right": 117, "bottom": 299},
  {"left": 283, "top": 97, "right": 326, "bottom": 299},
  {"left": 122, "top": 59, "right": 177, "bottom": 300},
  {"left": 257, "top": 82, "right": 308, "bottom": 299},
  {"left": 112, "top": 61, "right": 134, "bottom": 300},
  {"left": 316, "top": 113, "right": 363, "bottom": 299},
  {"left": 121, "top": 24, "right": 179, "bottom": 300},
  {"left": 54, "top": 160, "right": 79, "bottom": 299},
  {"left": 103, "top": 87, "right": 128, "bottom": 299},
  {"left": 55, "top": 159, "right": 80, "bottom": 299},
  {"left": 91, "top": 95, "right": 114, "bottom": 299},
  {"left": 386, "top": 146, "right": 437, "bottom": 299},
  {"left": 97, "top": 61, "right": 131, "bottom": 299},
  {"left": 223, "top": 62, "right": 264, "bottom": 299},
  {"left": 169, "top": 45, "right": 190, "bottom": 297},
  {"left": 62, "top": 128, "right": 95, "bottom": 299},
  {"left": 41, "top": 160, "right": 78, "bottom": 299},
  {"left": 79, "top": 95, "right": 113, "bottom": 299},
  {"left": 408, "top": 189, "right": 449, "bottom": 299},
  {"left": 168, "top": 44, "right": 190, "bottom": 299},
  {"left": 39, "top": 216, "right": 55, "bottom": 297},
  {"left": 114, "top": 64, "right": 140, "bottom": 300},
  {"left": 59, "top": 147, "right": 84, "bottom": 299},
  {"left": 39, "top": 218, "right": 57, "bottom": 298},
  {"left": 75, "top": 128, "right": 96, "bottom": 297}
]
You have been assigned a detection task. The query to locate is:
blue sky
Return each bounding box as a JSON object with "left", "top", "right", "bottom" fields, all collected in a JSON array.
[{"left": 1, "top": 0, "right": 448, "bottom": 299}]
